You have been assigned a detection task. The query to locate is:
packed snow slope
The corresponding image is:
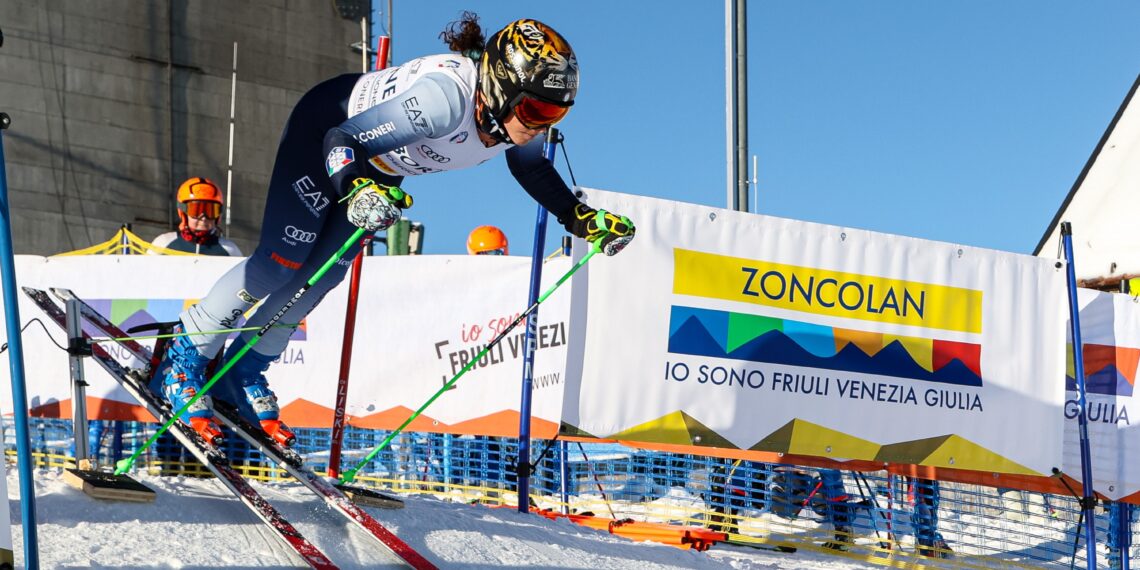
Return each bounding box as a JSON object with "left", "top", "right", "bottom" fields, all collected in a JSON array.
[{"left": 6, "top": 469, "right": 881, "bottom": 569}]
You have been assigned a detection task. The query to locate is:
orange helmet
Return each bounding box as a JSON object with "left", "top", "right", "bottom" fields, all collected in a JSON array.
[
  {"left": 176, "top": 177, "right": 223, "bottom": 221},
  {"left": 467, "top": 225, "right": 508, "bottom": 255}
]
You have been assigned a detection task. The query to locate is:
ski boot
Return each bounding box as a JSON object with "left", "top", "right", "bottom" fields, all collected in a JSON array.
[
  {"left": 160, "top": 324, "right": 224, "bottom": 446},
  {"left": 916, "top": 536, "right": 953, "bottom": 559},
  {"left": 822, "top": 527, "right": 853, "bottom": 552},
  {"left": 225, "top": 347, "right": 296, "bottom": 447}
]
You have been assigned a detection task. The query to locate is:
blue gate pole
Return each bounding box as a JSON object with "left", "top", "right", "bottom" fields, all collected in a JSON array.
[
  {"left": 1120, "top": 503, "right": 1133, "bottom": 570},
  {"left": 0, "top": 113, "right": 41, "bottom": 568},
  {"left": 516, "top": 127, "right": 560, "bottom": 512},
  {"left": 557, "top": 236, "right": 571, "bottom": 513},
  {"left": 1061, "top": 222, "right": 1099, "bottom": 570}
]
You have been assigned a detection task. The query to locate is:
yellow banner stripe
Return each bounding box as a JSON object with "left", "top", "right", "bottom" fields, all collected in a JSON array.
[{"left": 673, "top": 249, "right": 982, "bottom": 334}]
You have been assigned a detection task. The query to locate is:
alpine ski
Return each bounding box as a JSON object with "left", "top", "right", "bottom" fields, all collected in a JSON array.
[
  {"left": 46, "top": 287, "right": 434, "bottom": 570},
  {"left": 23, "top": 287, "right": 337, "bottom": 569}
]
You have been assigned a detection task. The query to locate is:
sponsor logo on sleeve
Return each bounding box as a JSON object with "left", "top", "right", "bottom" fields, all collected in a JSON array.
[
  {"left": 368, "top": 156, "right": 399, "bottom": 176},
  {"left": 402, "top": 96, "right": 428, "bottom": 131},
  {"left": 354, "top": 122, "right": 396, "bottom": 144},
  {"left": 449, "top": 131, "right": 469, "bottom": 144},
  {"left": 389, "top": 146, "right": 438, "bottom": 175},
  {"left": 325, "top": 146, "right": 355, "bottom": 176}
]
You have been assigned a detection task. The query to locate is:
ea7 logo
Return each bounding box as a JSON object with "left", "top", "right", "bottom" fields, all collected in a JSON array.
[
  {"left": 283, "top": 225, "right": 317, "bottom": 244},
  {"left": 301, "top": 190, "right": 329, "bottom": 214},
  {"left": 292, "top": 176, "right": 329, "bottom": 217}
]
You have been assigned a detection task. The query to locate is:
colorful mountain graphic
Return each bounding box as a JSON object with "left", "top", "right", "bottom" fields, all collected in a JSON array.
[
  {"left": 88, "top": 298, "right": 308, "bottom": 341},
  {"left": 1065, "top": 343, "right": 1137, "bottom": 397},
  {"left": 564, "top": 413, "right": 1039, "bottom": 476},
  {"left": 667, "top": 306, "right": 982, "bottom": 387}
]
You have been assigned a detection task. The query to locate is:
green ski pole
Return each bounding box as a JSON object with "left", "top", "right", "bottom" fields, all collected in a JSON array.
[
  {"left": 339, "top": 241, "right": 602, "bottom": 484},
  {"left": 114, "top": 226, "right": 370, "bottom": 475}
]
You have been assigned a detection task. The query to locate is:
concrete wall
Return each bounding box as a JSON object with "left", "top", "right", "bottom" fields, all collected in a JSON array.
[{"left": 0, "top": 0, "right": 364, "bottom": 254}]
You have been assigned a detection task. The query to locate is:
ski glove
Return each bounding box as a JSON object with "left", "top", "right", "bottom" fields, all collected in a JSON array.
[
  {"left": 345, "top": 178, "right": 413, "bottom": 232},
  {"left": 561, "top": 203, "right": 636, "bottom": 256}
]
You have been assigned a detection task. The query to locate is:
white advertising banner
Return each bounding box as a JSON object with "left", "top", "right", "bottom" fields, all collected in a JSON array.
[
  {"left": 0, "top": 254, "right": 569, "bottom": 437},
  {"left": 562, "top": 189, "right": 1070, "bottom": 476},
  {"left": 1065, "top": 289, "right": 1140, "bottom": 500}
]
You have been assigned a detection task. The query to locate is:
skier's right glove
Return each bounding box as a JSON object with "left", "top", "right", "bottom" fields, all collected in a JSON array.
[
  {"left": 345, "top": 178, "right": 413, "bottom": 232},
  {"left": 561, "top": 203, "right": 636, "bottom": 256}
]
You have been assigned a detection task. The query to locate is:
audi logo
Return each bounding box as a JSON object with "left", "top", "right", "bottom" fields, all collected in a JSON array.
[
  {"left": 419, "top": 144, "right": 451, "bottom": 163},
  {"left": 284, "top": 225, "right": 317, "bottom": 243}
]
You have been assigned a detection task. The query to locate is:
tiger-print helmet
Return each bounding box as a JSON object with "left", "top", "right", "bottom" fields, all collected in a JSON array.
[{"left": 479, "top": 19, "right": 578, "bottom": 123}]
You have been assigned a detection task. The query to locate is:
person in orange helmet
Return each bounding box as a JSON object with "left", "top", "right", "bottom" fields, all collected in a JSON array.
[
  {"left": 152, "top": 177, "right": 242, "bottom": 256},
  {"left": 467, "top": 225, "right": 509, "bottom": 256}
]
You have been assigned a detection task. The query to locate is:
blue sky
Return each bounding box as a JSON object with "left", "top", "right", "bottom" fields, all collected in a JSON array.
[{"left": 373, "top": 2, "right": 1140, "bottom": 257}]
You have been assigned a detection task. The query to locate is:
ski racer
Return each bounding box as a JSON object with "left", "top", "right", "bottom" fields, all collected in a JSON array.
[{"left": 158, "top": 13, "right": 635, "bottom": 445}]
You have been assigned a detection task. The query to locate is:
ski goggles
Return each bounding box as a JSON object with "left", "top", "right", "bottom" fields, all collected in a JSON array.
[
  {"left": 475, "top": 248, "right": 507, "bottom": 256},
  {"left": 511, "top": 94, "right": 570, "bottom": 129},
  {"left": 181, "top": 200, "right": 222, "bottom": 219}
]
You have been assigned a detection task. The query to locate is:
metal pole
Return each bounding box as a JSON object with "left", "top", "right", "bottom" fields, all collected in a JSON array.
[
  {"left": 1061, "top": 221, "right": 1099, "bottom": 570},
  {"left": 516, "top": 128, "right": 559, "bottom": 512},
  {"left": 66, "top": 299, "right": 90, "bottom": 465},
  {"left": 119, "top": 225, "right": 129, "bottom": 255},
  {"left": 166, "top": 3, "right": 176, "bottom": 230},
  {"left": 224, "top": 42, "right": 237, "bottom": 237},
  {"left": 0, "top": 111, "right": 41, "bottom": 568},
  {"left": 734, "top": 0, "right": 749, "bottom": 213},
  {"left": 558, "top": 441, "right": 569, "bottom": 514},
  {"left": 752, "top": 154, "right": 758, "bottom": 213},
  {"left": 724, "top": 0, "right": 735, "bottom": 209}
]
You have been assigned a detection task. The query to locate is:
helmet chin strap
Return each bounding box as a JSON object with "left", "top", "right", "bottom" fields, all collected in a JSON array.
[
  {"left": 178, "top": 214, "right": 220, "bottom": 245},
  {"left": 475, "top": 94, "right": 514, "bottom": 146},
  {"left": 179, "top": 226, "right": 219, "bottom": 245}
]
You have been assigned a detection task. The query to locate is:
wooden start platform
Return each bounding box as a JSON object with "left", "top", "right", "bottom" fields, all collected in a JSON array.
[{"left": 63, "top": 468, "right": 156, "bottom": 503}]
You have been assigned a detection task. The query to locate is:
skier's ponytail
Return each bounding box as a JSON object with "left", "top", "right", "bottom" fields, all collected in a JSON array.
[{"left": 439, "top": 11, "right": 484, "bottom": 61}]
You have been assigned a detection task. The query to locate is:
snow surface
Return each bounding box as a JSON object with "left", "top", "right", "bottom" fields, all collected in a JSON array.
[{"left": 6, "top": 469, "right": 880, "bottom": 569}]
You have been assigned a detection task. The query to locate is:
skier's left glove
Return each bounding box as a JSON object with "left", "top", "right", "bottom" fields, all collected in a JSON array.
[
  {"left": 345, "top": 178, "right": 413, "bottom": 232},
  {"left": 561, "top": 203, "right": 636, "bottom": 256}
]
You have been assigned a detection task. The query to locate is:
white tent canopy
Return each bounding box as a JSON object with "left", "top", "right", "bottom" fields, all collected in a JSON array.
[{"left": 1035, "top": 74, "right": 1140, "bottom": 283}]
